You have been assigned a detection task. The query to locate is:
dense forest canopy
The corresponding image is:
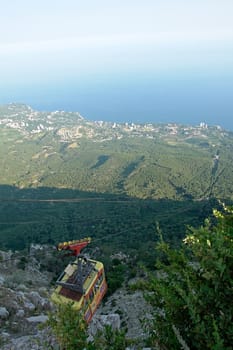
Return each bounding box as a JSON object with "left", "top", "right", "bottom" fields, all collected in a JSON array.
[{"left": 0, "top": 104, "right": 232, "bottom": 271}]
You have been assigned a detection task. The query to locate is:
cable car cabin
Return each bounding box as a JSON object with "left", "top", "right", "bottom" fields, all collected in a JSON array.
[{"left": 51, "top": 238, "right": 107, "bottom": 323}]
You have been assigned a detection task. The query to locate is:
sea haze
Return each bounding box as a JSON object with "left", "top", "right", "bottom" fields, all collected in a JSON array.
[{"left": 1, "top": 1, "right": 233, "bottom": 131}]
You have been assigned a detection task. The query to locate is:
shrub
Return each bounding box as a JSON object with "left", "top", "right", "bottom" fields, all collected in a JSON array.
[{"left": 146, "top": 206, "right": 233, "bottom": 349}]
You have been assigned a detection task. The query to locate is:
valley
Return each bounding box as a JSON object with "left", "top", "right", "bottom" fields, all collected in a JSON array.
[{"left": 0, "top": 103, "right": 230, "bottom": 256}]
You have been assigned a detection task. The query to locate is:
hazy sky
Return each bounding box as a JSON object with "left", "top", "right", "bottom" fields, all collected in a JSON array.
[{"left": 1, "top": 0, "right": 233, "bottom": 128}]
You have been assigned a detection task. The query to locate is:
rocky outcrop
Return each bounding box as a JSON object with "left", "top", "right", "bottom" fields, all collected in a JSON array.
[
  {"left": 89, "top": 313, "right": 121, "bottom": 337},
  {"left": 1, "top": 330, "right": 56, "bottom": 350},
  {"left": 0, "top": 248, "right": 152, "bottom": 349},
  {"left": 26, "top": 315, "right": 49, "bottom": 323},
  {"left": 0, "top": 249, "right": 54, "bottom": 349},
  {"left": 0, "top": 307, "right": 9, "bottom": 319},
  {"left": 96, "top": 287, "right": 152, "bottom": 340}
]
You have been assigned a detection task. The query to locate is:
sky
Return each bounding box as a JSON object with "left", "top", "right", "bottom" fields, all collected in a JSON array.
[{"left": 0, "top": 0, "right": 233, "bottom": 129}]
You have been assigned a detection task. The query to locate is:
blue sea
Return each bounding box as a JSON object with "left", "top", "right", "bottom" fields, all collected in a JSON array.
[{"left": 1, "top": 72, "right": 233, "bottom": 131}]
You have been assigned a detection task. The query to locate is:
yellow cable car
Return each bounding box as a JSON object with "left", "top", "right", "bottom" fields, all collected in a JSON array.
[{"left": 51, "top": 238, "right": 107, "bottom": 323}]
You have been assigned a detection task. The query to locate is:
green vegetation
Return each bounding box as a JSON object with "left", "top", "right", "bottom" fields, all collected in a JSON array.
[
  {"left": 0, "top": 104, "right": 233, "bottom": 300},
  {"left": 47, "top": 302, "right": 129, "bottom": 350},
  {"left": 1, "top": 104, "right": 233, "bottom": 201},
  {"left": 0, "top": 185, "right": 217, "bottom": 285},
  {"left": 47, "top": 303, "right": 89, "bottom": 349},
  {"left": 45, "top": 206, "right": 233, "bottom": 349},
  {"left": 1, "top": 105, "right": 233, "bottom": 348},
  {"left": 145, "top": 206, "right": 233, "bottom": 349}
]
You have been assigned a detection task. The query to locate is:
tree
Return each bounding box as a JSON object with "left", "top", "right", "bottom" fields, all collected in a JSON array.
[
  {"left": 47, "top": 303, "right": 89, "bottom": 349},
  {"left": 146, "top": 205, "right": 233, "bottom": 349},
  {"left": 94, "top": 325, "right": 128, "bottom": 350},
  {"left": 47, "top": 302, "right": 128, "bottom": 349}
]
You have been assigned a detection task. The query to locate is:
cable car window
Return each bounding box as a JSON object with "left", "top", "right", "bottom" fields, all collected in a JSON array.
[{"left": 89, "top": 290, "right": 94, "bottom": 303}]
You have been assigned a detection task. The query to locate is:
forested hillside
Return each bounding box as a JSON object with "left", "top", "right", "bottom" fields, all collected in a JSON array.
[
  {"left": 0, "top": 104, "right": 232, "bottom": 254},
  {"left": 0, "top": 103, "right": 233, "bottom": 201},
  {"left": 0, "top": 104, "right": 232, "bottom": 256},
  {"left": 0, "top": 104, "right": 232, "bottom": 349}
]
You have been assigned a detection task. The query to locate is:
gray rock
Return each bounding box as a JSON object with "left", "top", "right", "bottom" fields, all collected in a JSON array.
[
  {"left": 1, "top": 328, "right": 57, "bottom": 350},
  {"left": 38, "top": 287, "right": 48, "bottom": 297},
  {"left": 89, "top": 313, "right": 120, "bottom": 336},
  {"left": 0, "top": 275, "right": 5, "bottom": 285},
  {"left": 26, "top": 315, "right": 48, "bottom": 323},
  {"left": 16, "top": 309, "right": 25, "bottom": 318},
  {"left": 28, "top": 291, "right": 42, "bottom": 306},
  {"left": 0, "top": 306, "right": 9, "bottom": 319},
  {"left": 100, "top": 314, "right": 121, "bottom": 330},
  {"left": 24, "top": 302, "right": 36, "bottom": 311},
  {"left": 1, "top": 334, "right": 43, "bottom": 350},
  {"left": 28, "top": 291, "right": 51, "bottom": 311},
  {"left": 98, "top": 288, "right": 152, "bottom": 339},
  {"left": 0, "top": 331, "right": 10, "bottom": 340},
  {"left": 16, "top": 284, "right": 28, "bottom": 291},
  {"left": 16, "top": 291, "right": 26, "bottom": 301}
]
